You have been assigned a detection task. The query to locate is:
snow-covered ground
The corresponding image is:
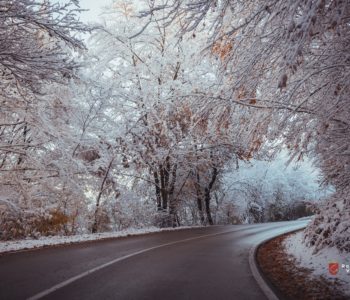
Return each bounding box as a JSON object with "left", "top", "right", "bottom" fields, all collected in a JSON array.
[
  {"left": 0, "top": 226, "right": 202, "bottom": 254},
  {"left": 284, "top": 231, "right": 350, "bottom": 297}
]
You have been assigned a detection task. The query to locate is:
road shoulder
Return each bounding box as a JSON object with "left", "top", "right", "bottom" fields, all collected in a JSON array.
[
  {"left": 256, "top": 231, "right": 348, "bottom": 300},
  {"left": 0, "top": 226, "right": 205, "bottom": 255}
]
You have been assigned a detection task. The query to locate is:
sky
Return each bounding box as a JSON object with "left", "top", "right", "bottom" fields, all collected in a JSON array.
[
  {"left": 57, "top": 0, "right": 113, "bottom": 23},
  {"left": 77, "top": 0, "right": 112, "bottom": 22}
]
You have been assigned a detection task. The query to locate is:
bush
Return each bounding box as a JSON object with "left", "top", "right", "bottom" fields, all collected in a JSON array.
[{"left": 0, "top": 206, "right": 71, "bottom": 240}]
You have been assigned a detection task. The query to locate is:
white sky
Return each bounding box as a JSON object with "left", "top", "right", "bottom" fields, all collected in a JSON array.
[
  {"left": 78, "top": 0, "right": 113, "bottom": 22},
  {"left": 57, "top": 0, "right": 113, "bottom": 23}
]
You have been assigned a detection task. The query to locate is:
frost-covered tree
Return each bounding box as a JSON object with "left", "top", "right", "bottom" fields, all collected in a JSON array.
[
  {"left": 143, "top": 0, "right": 350, "bottom": 251},
  {"left": 3, "top": 0, "right": 345, "bottom": 241},
  {"left": 0, "top": 0, "right": 89, "bottom": 239},
  {"left": 217, "top": 150, "right": 326, "bottom": 224},
  {"left": 78, "top": 0, "right": 265, "bottom": 229}
]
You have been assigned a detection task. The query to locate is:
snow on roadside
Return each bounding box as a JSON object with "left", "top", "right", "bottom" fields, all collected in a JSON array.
[
  {"left": 0, "top": 226, "right": 202, "bottom": 254},
  {"left": 284, "top": 231, "right": 350, "bottom": 297}
]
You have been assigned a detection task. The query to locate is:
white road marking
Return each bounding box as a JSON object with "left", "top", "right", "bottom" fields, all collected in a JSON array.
[
  {"left": 27, "top": 229, "right": 237, "bottom": 300},
  {"left": 28, "top": 222, "right": 308, "bottom": 300}
]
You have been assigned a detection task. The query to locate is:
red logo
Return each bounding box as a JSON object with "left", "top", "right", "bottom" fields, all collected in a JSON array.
[{"left": 329, "top": 262, "right": 339, "bottom": 275}]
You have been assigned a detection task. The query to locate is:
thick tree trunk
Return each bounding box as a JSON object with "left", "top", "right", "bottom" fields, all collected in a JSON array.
[
  {"left": 168, "top": 163, "right": 177, "bottom": 227},
  {"left": 92, "top": 159, "right": 113, "bottom": 233},
  {"left": 196, "top": 171, "right": 205, "bottom": 224},
  {"left": 153, "top": 170, "right": 162, "bottom": 211},
  {"left": 17, "top": 121, "right": 30, "bottom": 166},
  {"left": 204, "top": 165, "right": 218, "bottom": 226},
  {"left": 160, "top": 165, "right": 168, "bottom": 210},
  {"left": 204, "top": 187, "right": 214, "bottom": 225}
]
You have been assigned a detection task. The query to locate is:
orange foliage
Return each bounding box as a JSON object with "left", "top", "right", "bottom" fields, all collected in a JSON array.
[
  {"left": 212, "top": 39, "right": 233, "bottom": 61},
  {"left": 236, "top": 86, "right": 257, "bottom": 103},
  {"left": 113, "top": 1, "right": 134, "bottom": 17},
  {"left": 33, "top": 210, "right": 70, "bottom": 235}
]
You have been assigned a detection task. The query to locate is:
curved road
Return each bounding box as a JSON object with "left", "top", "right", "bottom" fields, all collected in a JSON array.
[{"left": 0, "top": 220, "right": 308, "bottom": 300}]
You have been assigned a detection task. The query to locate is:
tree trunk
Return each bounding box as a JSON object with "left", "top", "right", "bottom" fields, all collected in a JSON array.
[
  {"left": 92, "top": 159, "right": 113, "bottom": 233},
  {"left": 204, "top": 187, "right": 214, "bottom": 225},
  {"left": 168, "top": 163, "right": 177, "bottom": 227},
  {"left": 153, "top": 170, "right": 162, "bottom": 211},
  {"left": 204, "top": 165, "right": 218, "bottom": 226},
  {"left": 196, "top": 171, "right": 205, "bottom": 224},
  {"left": 160, "top": 165, "right": 168, "bottom": 210},
  {"left": 162, "top": 156, "right": 170, "bottom": 210}
]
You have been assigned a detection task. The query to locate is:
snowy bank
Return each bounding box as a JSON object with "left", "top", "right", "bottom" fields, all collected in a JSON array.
[
  {"left": 0, "top": 226, "right": 202, "bottom": 254},
  {"left": 284, "top": 231, "right": 350, "bottom": 297}
]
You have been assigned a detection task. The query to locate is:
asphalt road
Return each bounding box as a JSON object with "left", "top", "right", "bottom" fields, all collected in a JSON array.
[{"left": 0, "top": 221, "right": 308, "bottom": 300}]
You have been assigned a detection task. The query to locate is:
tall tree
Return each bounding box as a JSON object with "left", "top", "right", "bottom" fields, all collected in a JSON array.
[
  {"left": 141, "top": 0, "right": 350, "bottom": 250},
  {"left": 0, "top": 0, "right": 89, "bottom": 238}
]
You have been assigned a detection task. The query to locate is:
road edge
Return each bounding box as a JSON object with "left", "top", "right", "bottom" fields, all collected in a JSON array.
[
  {"left": 0, "top": 225, "right": 214, "bottom": 256},
  {"left": 248, "top": 227, "right": 307, "bottom": 300}
]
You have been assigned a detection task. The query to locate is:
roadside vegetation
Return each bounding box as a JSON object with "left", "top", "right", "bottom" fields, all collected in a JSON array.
[{"left": 0, "top": 0, "right": 348, "bottom": 257}]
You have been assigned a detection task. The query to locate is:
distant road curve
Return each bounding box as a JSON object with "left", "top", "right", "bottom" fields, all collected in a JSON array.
[{"left": 0, "top": 220, "right": 309, "bottom": 300}]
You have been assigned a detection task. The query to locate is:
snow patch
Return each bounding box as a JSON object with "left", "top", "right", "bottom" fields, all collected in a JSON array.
[
  {"left": 0, "top": 226, "right": 202, "bottom": 254},
  {"left": 284, "top": 231, "right": 350, "bottom": 297}
]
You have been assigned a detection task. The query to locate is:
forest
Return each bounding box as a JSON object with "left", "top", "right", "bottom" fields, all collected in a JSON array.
[{"left": 0, "top": 0, "right": 349, "bottom": 254}]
